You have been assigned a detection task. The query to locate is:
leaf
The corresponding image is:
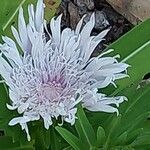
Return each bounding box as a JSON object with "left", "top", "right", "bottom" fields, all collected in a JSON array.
[
  {"left": 107, "top": 19, "right": 150, "bottom": 60},
  {"left": 43, "top": 129, "right": 51, "bottom": 149},
  {"left": 113, "top": 40, "right": 150, "bottom": 96},
  {"left": 63, "top": 146, "right": 73, "bottom": 150},
  {"left": 0, "top": 0, "right": 36, "bottom": 41},
  {"left": 126, "top": 113, "right": 150, "bottom": 133},
  {"left": 55, "top": 126, "right": 83, "bottom": 150},
  {"left": 102, "top": 83, "right": 150, "bottom": 147},
  {"left": 103, "top": 115, "right": 121, "bottom": 149},
  {"left": 103, "top": 19, "right": 150, "bottom": 95},
  {"left": 34, "top": 125, "right": 47, "bottom": 150},
  {"left": 126, "top": 128, "right": 143, "bottom": 145},
  {"left": 0, "top": 0, "right": 26, "bottom": 31},
  {"left": 35, "top": 125, "right": 51, "bottom": 150},
  {"left": 0, "top": 136, "right": 34, "bottom": 150},
  {"left": 131, "top": 132, "right": 150, "bottom": 147},
  {"left": 114, "top": 132, "right": 127, "bottom": 146},
  {"left": 87, "top": 111, "right": 111, "bottom": 131},
  {"left": 31, "top": 123, "right": 65, "bottom": 150},
  {"left": 100, "top": 83, "right": 150, "bottom": 148},
  {"left": 96, "top": 126, "right": 106, "bottom": 147},
  {"left": 49, "top": 127, "right": 67, "bottom": 150},
  {"left": 76, "top": 105, "right": 96, "bottom": 147},
  {"left": 118, "top": 84, "right": 150, "bottom": 134},
  {"left": 0, "top": 0, "right": 60, "bottom": 40}
]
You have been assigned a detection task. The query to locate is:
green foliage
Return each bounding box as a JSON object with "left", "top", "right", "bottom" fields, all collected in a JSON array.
[
  {"left": 0, "top": 0, "right": 34, "bottom": 40},
  {"left": 96, "top": 126, "right": 106, "bottom": 146},
  {"left": 0, "top": 1, "right": 150, "bottom": 149},
  {"left": 76, "top": 105, "right": 96, "bottom": 147},
  {"left": 0, "top": 136, "right": 34, "bottom": 150},
  {"left": 0, "top": 0, "right": 26, "bottom": 32},
  {"left": 55, "top": 126, "right": 83, "bottom": 150},
  {"left": 103, "top": 19, "right": 150, "bottom": 96},
  {"left": 0, "top": 0, "right": 60, "bottom": 40},
  {"left": 58, "top": 83, "right": 150, "bottom": 150}
]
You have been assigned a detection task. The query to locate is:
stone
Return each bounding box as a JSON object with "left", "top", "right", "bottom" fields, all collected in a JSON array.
[
  {"left": 74, "top": 0, "right": 95, "bottom": 10},
  {"left": 68, "top": 1, "right": 80, "bottom": 29},
  {"left": 84, "top": 10, "right": 109, "bottom": 31}
]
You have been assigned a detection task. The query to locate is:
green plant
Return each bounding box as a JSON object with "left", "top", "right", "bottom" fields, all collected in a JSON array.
[
  {"left": 0, "top": 0, "right": 60, "bottom": 40},
  {"left": 0, "top": 0, "right": 150, "bottom": 149}
]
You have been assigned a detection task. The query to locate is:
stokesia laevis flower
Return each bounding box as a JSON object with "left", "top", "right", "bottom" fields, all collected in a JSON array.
[{"left": 0, "top": 0, "right": 129, "bottom": 141}]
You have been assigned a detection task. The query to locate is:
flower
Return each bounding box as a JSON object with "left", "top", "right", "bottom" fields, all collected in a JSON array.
[{"left": 0, "top": 0, "right": 129, "bottom": 141}]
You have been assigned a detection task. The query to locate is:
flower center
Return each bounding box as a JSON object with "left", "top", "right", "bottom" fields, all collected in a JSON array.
[{"left": 38, "top": 81, "right": 63, "bottom": 103}]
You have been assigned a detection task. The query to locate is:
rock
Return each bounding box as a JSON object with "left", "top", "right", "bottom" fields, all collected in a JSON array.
[
  {"left": 74, "top": 0, "right": 95, "bottom": 10},
  {"left": 106, "top": 0, "right": 150, "bottom": 25},
  {"left": 95, "top": 10, "right": 109, "bottom": 30},
  {"left": 58, "top": 0, "right": 109, "bottom": 30},
  {"left": 56, "top": 0, "right": 132, "bottom": 54},
  {"left": 68, "top": 1, "right": 80, "bottom": 29},
  {"left": 57, "top": 0, "right": 70, "bottom": 28},
  {"left": 84, "top": 11, "right": 109, "bottom": 31}
]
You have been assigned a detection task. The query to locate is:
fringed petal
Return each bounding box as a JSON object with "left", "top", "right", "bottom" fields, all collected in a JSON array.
[{"left": 35, "top": 0, "right": 44, "bottom": 31}]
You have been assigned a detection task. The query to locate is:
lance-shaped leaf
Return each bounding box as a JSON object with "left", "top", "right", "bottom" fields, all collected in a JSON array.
[
  {"left": 55, "top": 126, "right": 83, "bottom": 150},
  {"left": 0, "top": 0, "right": 60, "bottom": 40},
  {"left": 96, "top": 126, "right": 106, "bottom": 147},
  {"left": 103, "top": 19, "right": 150, "bottom": 95},
  {"left": 76, "top": 105, "right": 96, "bottom": 148},
  {"left": 131, "top": 132, "right": 150, "bottom": 148}
]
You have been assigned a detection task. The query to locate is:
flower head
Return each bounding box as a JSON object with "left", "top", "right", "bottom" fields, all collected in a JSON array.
[{"left": 0, "top": 0, "right": 128, "bottom": 141}]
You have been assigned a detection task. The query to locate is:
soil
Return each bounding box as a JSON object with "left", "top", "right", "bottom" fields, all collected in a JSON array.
[{"left": 57, "top": 0, "right": 133, "bottom": 56}]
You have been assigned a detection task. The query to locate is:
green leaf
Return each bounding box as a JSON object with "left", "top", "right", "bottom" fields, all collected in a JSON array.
[
  {"left": 106, "top": 19, "right": 150, "bottom": 60},
  {"left": 131, "top": 132, "right": 150, "bottom": 147},
  {"left": 117, "top": 84, "right": 150, "bottom": 134},
  {"left": 87, "top": 111, "right": 111, "bottom": 132},
  {"left": 34, "top": 125, "right": 52, "bottom": 150},
  {"left": 104, "top": 115, "right": 121, "bottom": 149},
  {"left": 0, "top": 0, "right": 36, "bottom": 40},
  {"left": 126, "top": 128, "right": 143, "bottom": 145},
  {"left": 55, "top": 126, "right": 83, "bottom": 150},
  {"left": 126, "top": 112, "right": 150, "bottom": 133},
  {"left": 103, "top": 19, "right": 150, "bottom": 95},
  {"left": 49, "top": 127, "right": 67, "bottom": 150},
  {"left": 100, "top": 82, "right": 150, "bottom": 148},
  {"left": 114, "top": 132, "right": 127, "bottom": 146},
  {"left": 76, "top": 105, "right": 96, "bottom": 147},
  {"left": 0, "top": 136, "right": 34, "bottom": 150},
  {"left": 31, "top": 123, "right": 65, "bottom": 150},
  {"left": 112, "top": 40, "right": 150, "bottom": 95},
  {"left": 102, "top": 83, "right": 150, "bottom": 147},
  {"left": 63, "top": 146, "right": 73, "bottom": 150},
  {"left": 96, "top": 126, "right": 106, "bottom": 147},
  {"left": 0, "top": 0, "right": 60, "bottom": 40},
  {"left": 0, "top": 0, "right": 26, "bottom": 31},
  {"left": 34, "top": 126, "right": 46, "bottom": 150}
]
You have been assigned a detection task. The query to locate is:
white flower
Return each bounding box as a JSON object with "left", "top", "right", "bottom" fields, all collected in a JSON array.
[{"left": 0, "top": 0, "right": 129, "bottom": 141}]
